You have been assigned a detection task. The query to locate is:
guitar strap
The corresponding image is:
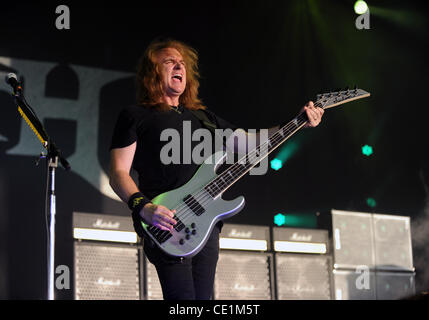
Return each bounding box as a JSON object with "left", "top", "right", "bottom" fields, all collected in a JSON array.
[
  {"left": 189, "top": 109, "right": 231, "bottom": 149},
  {"left": 189, "top": 109, "right": 217, "bottom": 134},
  {"left": 190, "top": 109, "right": 239, "bottom": 151}
]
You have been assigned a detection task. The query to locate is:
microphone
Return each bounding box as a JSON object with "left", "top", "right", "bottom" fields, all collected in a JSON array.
[{"left": 5, "top": 73, "right": 22, "bottom": 93}]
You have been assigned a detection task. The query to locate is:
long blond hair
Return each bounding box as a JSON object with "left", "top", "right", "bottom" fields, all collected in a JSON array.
[{"left": 136, "top": 38, "right": 206, "bottom": 111}]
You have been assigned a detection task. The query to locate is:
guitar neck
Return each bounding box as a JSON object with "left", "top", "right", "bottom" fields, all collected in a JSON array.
[
  {"left": 204, "top": 111, "right": 310, "bottom": 198},
  {"left": 202, "top": 87, "right": 370, "bottom": 198}
]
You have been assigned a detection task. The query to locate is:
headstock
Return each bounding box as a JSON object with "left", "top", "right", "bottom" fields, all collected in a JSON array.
[{"left": 315, "top": 87, "right": 370, "bottom": 109}]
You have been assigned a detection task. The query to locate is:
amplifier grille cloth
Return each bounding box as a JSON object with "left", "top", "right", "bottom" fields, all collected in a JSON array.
[
  {"left": 375, "top": 272, "right": 415, "bottom": 300},
  {"left": 214, "top": 251, "right": 272, "bottom": 300},
  {"left": 332, "top": 213, "right": 374, "bottom": 268},
  {"left": 373, "top": 215, "right": 413, "bottom": 271},
  {"left": 74, "top": 243, "right": 140, "bottom": 300},
  {"left": 276, "top": 254, "right": 331, "bottom": 300},
  {"left": 333, "top": 270, "right": 376, "bottom": 300},
  {"left": 145, "top": 257, "right": 164, "bottom": 300}
]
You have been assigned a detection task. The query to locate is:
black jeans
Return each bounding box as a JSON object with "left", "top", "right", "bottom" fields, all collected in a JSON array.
[{"left": 144, "top": 225, "right": 220, "bottom": 300}]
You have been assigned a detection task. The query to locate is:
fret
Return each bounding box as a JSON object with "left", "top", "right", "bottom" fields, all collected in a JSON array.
[
  {"left": 204, "top": 184, "right": 216, "bottom": 197},
  {"left": 292, "top": 118, "right": 298, "bottom": 127},
  {"left": 205, "top": 177, "right": 225, "bottom": 197},
  {"left": 217, "top": 177, "right": 227, "bottom": 190},
  {"left": 235, "top": 163, "right": 248, "bottom": 172},
  {"left": 213, "top": 180, "right": 220, "bottom": 188}
]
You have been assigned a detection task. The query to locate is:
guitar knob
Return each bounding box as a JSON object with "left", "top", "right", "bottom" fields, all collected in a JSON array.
[
  {"left": 179, "top": 239, "right": 185, "bottom": 245},
  {"left": 191, "top": 223, "right": 196, "bottom": 229},
  {"left": 186, "top": 234, "right": 191, "bottom": 240},
  {"left": 185, "top": 227, "right": 190, "bottom": 234},
  {"left": 192, "top": 229, "right": 197, "bottom": 235}
]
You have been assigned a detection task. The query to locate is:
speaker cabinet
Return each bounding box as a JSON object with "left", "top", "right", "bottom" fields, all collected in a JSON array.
[
  {"left": 276, "top": 253, "right": 332, "bottom": 300},
  {"left": 373, "top": 214, "right": 413, "bottom": 271},
  {"left": 74, "top": 241, "right": 141, "bottom": 300},
  {"left": 214, "top": 251, "right": 274, "bottom": 300},
  {"left": 333, "top": 269, "right": 376, "bottom": 300},
  {"left": 331, "top": 210, "right": 415, "bottom": 300},
  {"left": 332, "top": 210, "right": 414, "bottom": 272},
  {"left": 333, "top": 269, "right": 416, "bottom": 300},
  {"left": 332, "top": 210, "right": 375, "bottom": 269},
  {"left": 144, "top": 257, "right": 163, "bottom": 300},
  {"left": 375, "top": 272, "right": 415, "bottom": 300}
]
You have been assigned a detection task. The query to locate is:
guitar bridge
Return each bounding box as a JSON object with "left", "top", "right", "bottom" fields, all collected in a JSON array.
[{"left": 147, "top": 214, "right": 185, "bottom": 244}]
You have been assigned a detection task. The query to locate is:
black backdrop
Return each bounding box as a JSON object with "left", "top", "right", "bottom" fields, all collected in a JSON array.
[{"left": 0, "top": 0, "right": 428, "bottom": 299}]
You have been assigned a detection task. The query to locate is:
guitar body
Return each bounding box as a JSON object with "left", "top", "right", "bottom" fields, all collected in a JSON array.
[{"left": 141, "top": 150, "right": 245, "bottom": 258}]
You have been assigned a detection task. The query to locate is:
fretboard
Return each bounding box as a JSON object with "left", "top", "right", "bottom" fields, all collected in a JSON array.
[
  {"left": 203, "top": 111, "right": 309, "bottom": 198},
  {"left": 201, "top": 88, "right": 370, "bottom": 197}
]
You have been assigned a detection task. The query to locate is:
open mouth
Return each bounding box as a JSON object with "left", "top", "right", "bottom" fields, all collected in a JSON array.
[{"left": 172, "top": 74, "right": 183, "bottom": 82}]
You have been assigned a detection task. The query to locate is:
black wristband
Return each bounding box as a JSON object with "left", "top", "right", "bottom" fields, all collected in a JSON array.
[{"left": 128, "top": 192, "right": 151, "bottom": 213}]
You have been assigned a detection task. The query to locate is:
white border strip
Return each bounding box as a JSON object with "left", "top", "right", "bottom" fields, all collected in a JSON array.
[
  {"left": 219, "top": 238, "right": 268, "bottom": 251},
  {"left": 73, "top": 228, "right": 138, "bottom": 243},
  {"left": 274, "top": 240, "right": 327, "bottom": 254}
]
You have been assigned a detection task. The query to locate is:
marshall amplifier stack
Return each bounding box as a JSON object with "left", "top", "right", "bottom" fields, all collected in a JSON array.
[
  {"left": 71, "top": 211, "right": 415, "bottom": 300},
  {"left": 273, "top": 227, "right": 333, "bottom": 300},
  {"left": 331, "top": 209, "right": 415, "bottom": 300},
  {"left": 73, "top": 212, "right": 143, "bottom": 300},
  {"left": 214, "top": 224, "right": 275, "bottom": 300}
]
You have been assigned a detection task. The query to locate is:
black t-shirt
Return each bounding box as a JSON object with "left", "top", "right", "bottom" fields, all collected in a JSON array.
[{"left": 110, "top": 104, "right": 238, "bottom": 200}]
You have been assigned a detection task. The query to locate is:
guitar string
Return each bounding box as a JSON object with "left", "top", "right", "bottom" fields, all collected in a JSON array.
[
  {"left": 152, "top": 100, "right": 327, "bottom": 241},
  {"left": 152, "top": 99, "right": 332, "bottom": 240}
]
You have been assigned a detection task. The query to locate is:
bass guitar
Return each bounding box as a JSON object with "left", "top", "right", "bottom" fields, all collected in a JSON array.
[{"left": 141, "top": 88, "right": 370, "bottom": 257}]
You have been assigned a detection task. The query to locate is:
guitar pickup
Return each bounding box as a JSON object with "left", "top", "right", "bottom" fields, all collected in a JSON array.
[
  {"left": 183, "top": 194, "right": 205, "bottom": 216},
  {"left": 148, "top": 227, "right": 172, "bottom": 244}
]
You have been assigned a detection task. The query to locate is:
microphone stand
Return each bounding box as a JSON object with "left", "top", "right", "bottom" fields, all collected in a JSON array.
[{"left": 9, "top": 83, "right": 70, "bottom": 300}]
